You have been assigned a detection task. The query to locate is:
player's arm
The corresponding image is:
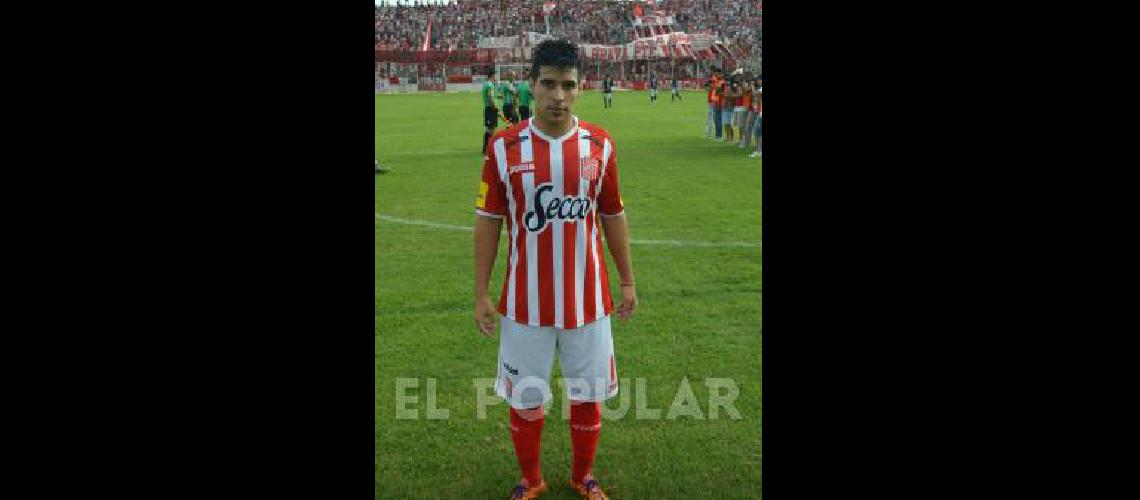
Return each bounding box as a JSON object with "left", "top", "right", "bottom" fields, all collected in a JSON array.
[
  {"left": 474, "top": 214, "right": 502, "bottom": 336},
  {"left": 474, "top": 146, "right": 508, "bottom": 336},
  {"left": 600, "top": 214, "right": 636, "bottom": 322},
  {"left": 597, "top": 141, "right": 637, "bottom": 322}
]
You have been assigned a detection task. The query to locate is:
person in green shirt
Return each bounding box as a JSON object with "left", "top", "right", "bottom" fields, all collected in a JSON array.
[
  {"left": 516, "top": 70, "right": 533, "bottom": 122},
  {"left": 482, "top": 69, "right": 499, "bottom": 154},
  {"left": 499, "top": 71, "right": 519, "bottom": 124}
]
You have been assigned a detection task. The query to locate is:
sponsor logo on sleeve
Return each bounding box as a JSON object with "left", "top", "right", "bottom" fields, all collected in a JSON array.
[{"left": 476, "top": 181, "right": 489, "bottom": 208}]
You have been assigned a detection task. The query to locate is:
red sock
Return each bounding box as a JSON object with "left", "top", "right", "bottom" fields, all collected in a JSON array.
[
  {"left": 509, "top": 406, "right": 545, "bottom": 485},
  {"left": 569, "top": 401, "right": 602, "bottom": 484}
]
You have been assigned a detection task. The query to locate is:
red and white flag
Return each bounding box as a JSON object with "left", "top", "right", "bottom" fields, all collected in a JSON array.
[
  {"left": 543, "top": 1, "right": 556, "bottom": 14},
  {"left": 421, "top": 18, "right": 432, "bottom": 51}
]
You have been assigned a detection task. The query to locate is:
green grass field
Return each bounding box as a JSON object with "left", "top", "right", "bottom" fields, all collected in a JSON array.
[{"left": 376, "top": 89, "right": 761, "bottom": 499}]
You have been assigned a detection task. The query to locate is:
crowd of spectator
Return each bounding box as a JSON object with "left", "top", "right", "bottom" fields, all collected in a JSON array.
[{"left": 375, "top": 0, "right": 760, "bottom": 55}]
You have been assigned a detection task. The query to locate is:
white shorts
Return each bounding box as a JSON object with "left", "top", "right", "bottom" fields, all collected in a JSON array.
[{"left": 494, "top": 316, "right": 618, "bottom": 409}]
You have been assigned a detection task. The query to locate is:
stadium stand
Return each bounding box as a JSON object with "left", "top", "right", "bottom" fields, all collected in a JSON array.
[{"left": 376, "top": 0, "right": 760, "bottom": 91}]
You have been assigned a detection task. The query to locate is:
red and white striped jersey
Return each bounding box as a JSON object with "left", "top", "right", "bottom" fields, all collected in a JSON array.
[{"left": 475, "top": 116, "right": 624, "bottom": 329}]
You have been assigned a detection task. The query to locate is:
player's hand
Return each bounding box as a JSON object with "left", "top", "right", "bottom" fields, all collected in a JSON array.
[
  {"left": 474, "top": 294, "right": 498, "bottom": 337},
  {"left": 615, "top": 285, "right": 638, "bottom": 322}
]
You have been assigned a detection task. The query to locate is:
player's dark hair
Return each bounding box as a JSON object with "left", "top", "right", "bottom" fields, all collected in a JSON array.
[
  {"left": 487, "top": 68, "right": 495, "bottom": 78},
  {"left": 530, "top": 39, "right": 580, "bottom": 81}
]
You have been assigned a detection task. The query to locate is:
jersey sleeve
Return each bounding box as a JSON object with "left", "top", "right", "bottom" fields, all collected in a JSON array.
[
  {"left": 475, "top": 141, "right": 508, "bottom": 218},
  {"left": 597, "top": 138, "right": 624, "bottom": 217}
]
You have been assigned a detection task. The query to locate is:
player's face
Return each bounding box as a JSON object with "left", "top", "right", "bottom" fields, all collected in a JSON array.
[{"left": 532, "top": 66, "right": 579, "bottom": 127}]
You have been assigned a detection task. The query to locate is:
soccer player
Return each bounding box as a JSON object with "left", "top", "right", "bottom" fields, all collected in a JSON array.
[
  {"left": 517, "top": 70, "right": 533, "bottom": 121},
  {"left": 501, "top": 71, "right": 520, "bottom": 124},
  {"left": 483, "top": 69, "right": 500, "bottom": 154},
  {"left": 601, "top": 73, "right": 614, "bottom": 109},
  {"left": 474, "top": 39, "right": 637, "bottom": 500},
  {"left": 671, "top": 76, "right": 682, "bottom": 102},
  {"left": 647, "top": 72, "right": 657, "bottom": 103}
]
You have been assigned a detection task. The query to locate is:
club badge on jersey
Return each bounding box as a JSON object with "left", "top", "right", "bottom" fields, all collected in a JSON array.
[{"left": 580, "top": 157, "right": 600, "bottom": 181}]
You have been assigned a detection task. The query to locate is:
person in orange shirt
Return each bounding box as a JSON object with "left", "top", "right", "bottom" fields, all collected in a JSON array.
[
  {"left": 721, "top": 78, "right": 736, "bottom": 143},
  {"left": 749, "top": 78, "right": 763, "bottom": 158},
  {"left": 732, "top": 76, "right": 748, "bottom": 144},
  {"left": 705, "top": 68, "right": 723, "bottom": 139},
  {"left": 739, "top": 77, "right": 755, "bottom": 149}
]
